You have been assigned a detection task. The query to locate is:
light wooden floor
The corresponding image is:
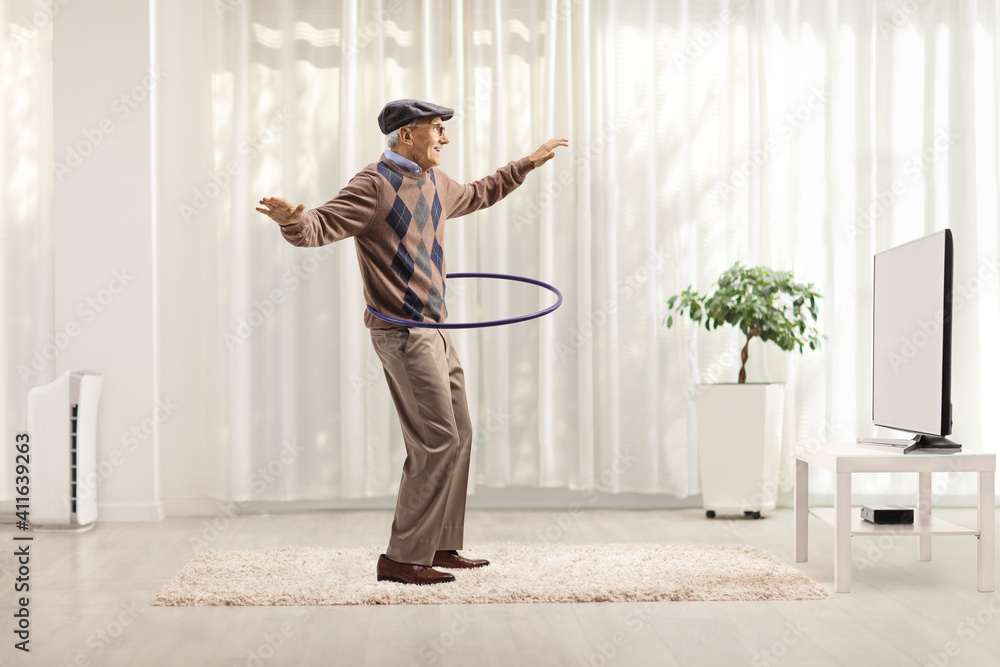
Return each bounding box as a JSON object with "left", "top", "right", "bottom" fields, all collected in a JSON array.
[{"left": 1, "top": 507, "right": 999, "bottom": 666}]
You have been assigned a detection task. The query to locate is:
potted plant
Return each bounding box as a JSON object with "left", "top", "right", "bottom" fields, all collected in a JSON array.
[{"left": 666, "top": 263, "right": 823, "bottom": 519}]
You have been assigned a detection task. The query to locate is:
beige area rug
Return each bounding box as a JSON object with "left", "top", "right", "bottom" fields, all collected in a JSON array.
[{"left": 150, "top": 542, "right": 830, "bottom": 606}]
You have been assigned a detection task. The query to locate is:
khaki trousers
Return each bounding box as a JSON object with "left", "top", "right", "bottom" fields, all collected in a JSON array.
[{"left": 369, "top": 327, "right": 473, "bottom": 566}]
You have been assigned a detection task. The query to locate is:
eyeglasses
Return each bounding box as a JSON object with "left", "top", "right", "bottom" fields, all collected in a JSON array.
[{"left": 412, "top": 123, "right": 446, "bottom": 137}]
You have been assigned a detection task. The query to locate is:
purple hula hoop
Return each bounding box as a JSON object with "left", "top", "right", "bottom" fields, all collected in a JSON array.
[{"left": 366, "top": 272, "right": 563, "bottom": 329}]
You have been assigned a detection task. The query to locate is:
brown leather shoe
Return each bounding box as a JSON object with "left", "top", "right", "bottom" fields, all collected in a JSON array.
[
  {"left": 376, "top": 554, "right": 455, "bottom": 585},
  {"left": 432, "top": 550, "right": 489, "bottom": 569}
]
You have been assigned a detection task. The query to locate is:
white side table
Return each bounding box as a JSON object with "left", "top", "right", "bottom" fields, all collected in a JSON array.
[{"left": 793, "top": 442, "right": 996, "bottom": 593}]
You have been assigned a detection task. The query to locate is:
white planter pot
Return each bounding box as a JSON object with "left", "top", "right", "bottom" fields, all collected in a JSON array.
[{"left": 693, "top": 383, "right": 784, "bottom": 516}]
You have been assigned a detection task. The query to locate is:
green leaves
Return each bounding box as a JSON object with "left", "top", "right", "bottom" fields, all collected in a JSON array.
[{"left": 664, "top": 262, "right": 825, "bottom": 383}]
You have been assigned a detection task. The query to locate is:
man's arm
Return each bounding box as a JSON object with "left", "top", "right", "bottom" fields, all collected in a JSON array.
[
  {"left": 442, "top": 138, "right": 569, "bottom": 219},
  {"left": 256, "top": 171, "right": 380, "bottom": 247}
]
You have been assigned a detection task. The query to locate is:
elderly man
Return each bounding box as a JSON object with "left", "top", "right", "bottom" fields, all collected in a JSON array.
[{"left": 257, "top": 99, "right": 567, "bottom": 584}]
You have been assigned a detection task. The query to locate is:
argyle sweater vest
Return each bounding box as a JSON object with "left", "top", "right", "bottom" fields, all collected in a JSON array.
[{"left": 280, "top": 154, "right": 535, "bottom": 328}]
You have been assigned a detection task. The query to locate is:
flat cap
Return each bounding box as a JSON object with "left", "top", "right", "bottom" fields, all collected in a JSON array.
[{"left": 378, "top": 99, "right": 455, "bottom": 134}]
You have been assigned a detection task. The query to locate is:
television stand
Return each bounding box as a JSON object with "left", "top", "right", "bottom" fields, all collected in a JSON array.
[
  {"left": 856, "top": 434, "right": 962, "bottom": 454},
  {"left": 794, "top": 442, "right": 995, "bottom": 593}
]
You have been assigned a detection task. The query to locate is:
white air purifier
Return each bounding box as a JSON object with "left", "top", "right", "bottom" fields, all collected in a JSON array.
[{"left": 27, "top": 370, "right": 103, "bottom": 531}]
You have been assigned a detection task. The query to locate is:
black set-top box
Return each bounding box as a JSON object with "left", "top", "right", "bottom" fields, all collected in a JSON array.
[{"left": 860, "top": 504, "right": 914, "bottom": 525}]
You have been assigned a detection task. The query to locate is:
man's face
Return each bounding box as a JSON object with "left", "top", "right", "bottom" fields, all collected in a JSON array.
[{"left": 401, "top": 116, "right": 449, "bottom": 171}]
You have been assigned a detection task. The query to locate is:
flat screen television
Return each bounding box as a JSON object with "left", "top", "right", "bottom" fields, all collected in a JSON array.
[{"left": 857, "top": 229, "right": 961, "bottom": 454}]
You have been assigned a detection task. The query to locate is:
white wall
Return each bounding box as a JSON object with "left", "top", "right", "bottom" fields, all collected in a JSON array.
[
  {"left": 152, "top": 0, "right": 220, "bottom": 514},
  {"left": 51, "top": 0, "right": 224, "bottom": 520},
  {"left": 53, "top": 0, "right": 162, "bottom": 520}
]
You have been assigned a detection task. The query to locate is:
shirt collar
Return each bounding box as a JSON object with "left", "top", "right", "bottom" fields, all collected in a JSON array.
[{"left": 383, "top": 149, "right": 423, "bottom": 175}]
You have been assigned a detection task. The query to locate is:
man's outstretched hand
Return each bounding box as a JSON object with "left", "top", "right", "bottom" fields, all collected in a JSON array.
[
  {"left": 528, "top": 138, "right": 569, "bottom": 168},
  {"left": 256, "top": 196, "right": 305, "bottom": 226}
]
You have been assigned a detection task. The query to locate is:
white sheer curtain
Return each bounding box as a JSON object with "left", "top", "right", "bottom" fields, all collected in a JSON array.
[
  {"left": 0, "top": 1, "right": 54, "bottom": 503},
  {"left": 199, "top": 0, "right": 1000, "bottom": 503}
]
